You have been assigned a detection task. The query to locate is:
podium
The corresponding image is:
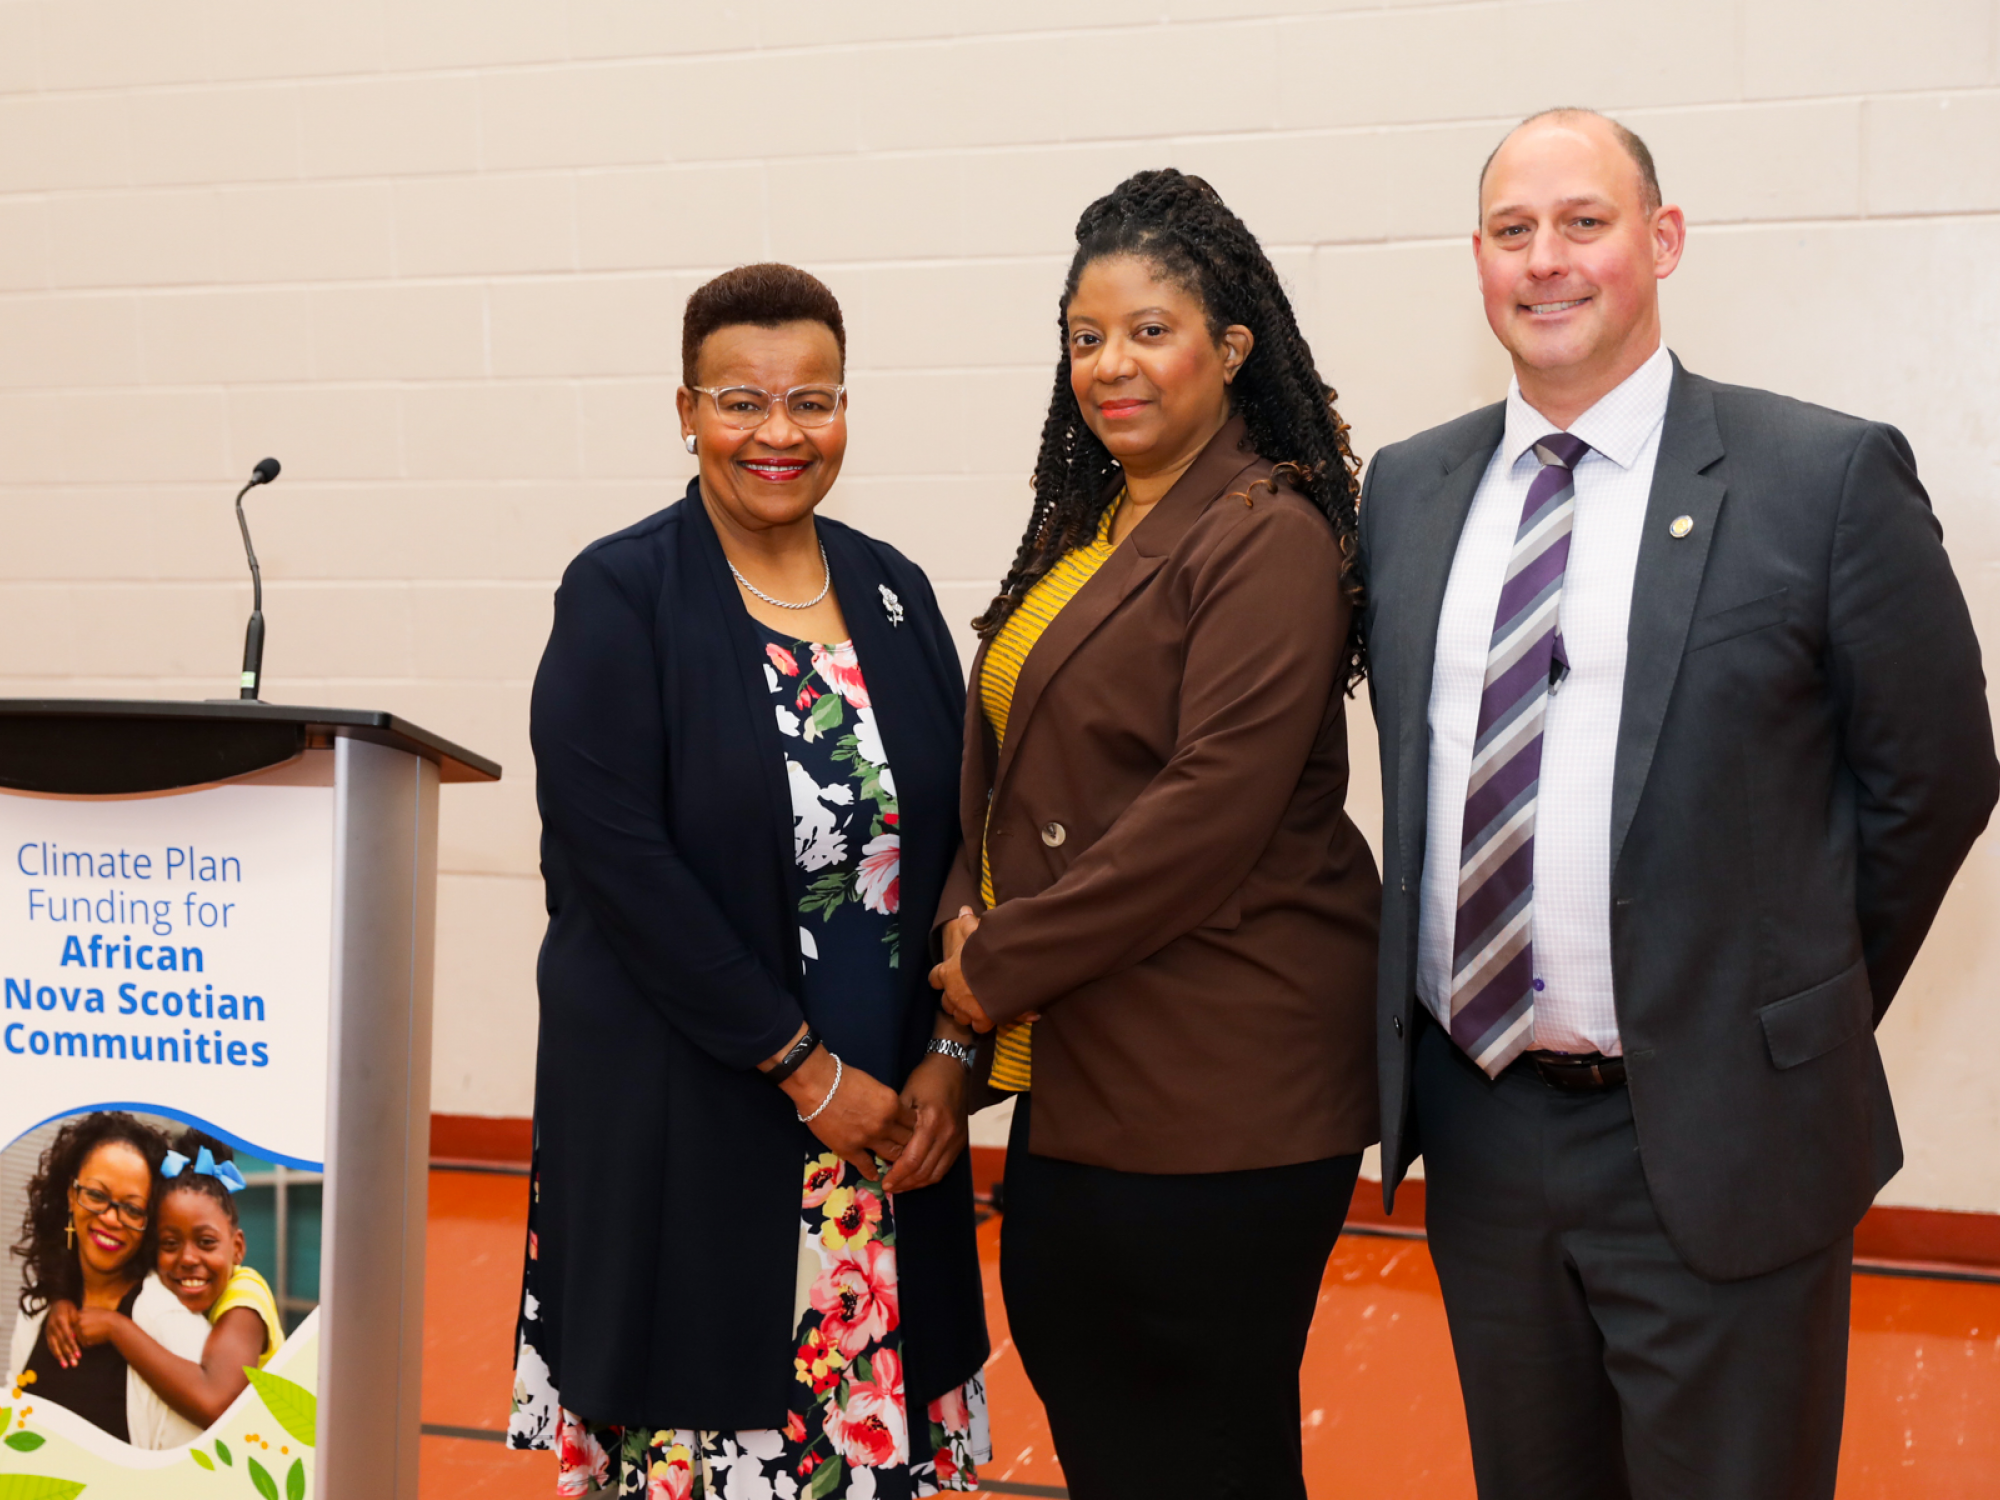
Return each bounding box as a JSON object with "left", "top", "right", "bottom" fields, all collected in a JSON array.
[{"left": 0, "top": 700, "right": 498, "bottom": 1500}]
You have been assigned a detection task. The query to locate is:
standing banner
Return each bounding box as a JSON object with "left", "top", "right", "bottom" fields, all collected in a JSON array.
[{"left": 0, "top": 704, "right": 497, "bottom": 1500}]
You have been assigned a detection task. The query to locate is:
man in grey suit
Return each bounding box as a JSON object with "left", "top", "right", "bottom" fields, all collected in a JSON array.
[{"left": 1359, "top": 107, "right": 1997, "bottom": 1498}]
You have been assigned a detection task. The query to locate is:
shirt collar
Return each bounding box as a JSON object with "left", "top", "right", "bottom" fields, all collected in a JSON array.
[{"left": 1500, "top": 343, "right": 1674, "bottom": 473}]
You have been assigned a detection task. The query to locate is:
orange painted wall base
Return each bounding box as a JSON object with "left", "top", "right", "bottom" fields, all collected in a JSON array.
[
  {"left": 1346, "top": 1176, "right": 2000, "bottom": 1273},
  {"left": 431, "top": 1112, "right": 533, "bottom": 1168},
  {"left": 436, "top": 1120, "right": 2000, "bottom": 1272}
]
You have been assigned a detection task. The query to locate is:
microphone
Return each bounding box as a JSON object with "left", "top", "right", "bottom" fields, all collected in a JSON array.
[{"left": 234, "top": 458, "right": 281, "bottom": 701}]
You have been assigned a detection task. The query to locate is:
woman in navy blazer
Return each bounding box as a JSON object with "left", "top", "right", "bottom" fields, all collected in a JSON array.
[{"left": 510, "top": 265, "right": 989, "bottom": 1498}]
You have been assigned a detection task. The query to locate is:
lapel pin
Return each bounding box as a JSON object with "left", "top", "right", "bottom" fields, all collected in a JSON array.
[
  {"left": 879, "top": 583, "right": 905, "bottom": 627},
  {"left": 1669, "top": 515, "right": 1694, "bottom": 539}
]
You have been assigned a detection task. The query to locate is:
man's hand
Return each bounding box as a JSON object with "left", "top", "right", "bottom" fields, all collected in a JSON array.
[{"left": 881, "top": 1053, "right": 970, "bottom": 1195}]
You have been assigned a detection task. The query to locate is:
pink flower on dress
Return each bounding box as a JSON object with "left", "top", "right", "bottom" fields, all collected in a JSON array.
[
  {"left": 783, "top": 1409, "right": 808, "bottom": 1443},
  {"left": 929, "top": 1384, "right": 970, "bottom": 1435},
  {"left": 810, "top": 1237, "right": 901, "bottom": 1358},
  {"left": 934, "top": 1447, "right": 960, "bottom": 1485},
  {"left": 767, "top": 643, "right": 801, "bottom": 677},
  {"left": 555, "top": 1411, "right": 611, "bottom": 1494},
  {"left": 646, "top": 1442, "right": 695, "bottom": 1500},
  {"left": 824, "top": 1346, "right": 908, "bottom": 1470},
  {"left": 855, "top": 833, "right": 900, "bottom": 917},
  {"left": 802, "top": 1153, "right": 843, "bottom": 1210},
  {"left": 810, "top": 641, "right": 871, "bottom": 707}
]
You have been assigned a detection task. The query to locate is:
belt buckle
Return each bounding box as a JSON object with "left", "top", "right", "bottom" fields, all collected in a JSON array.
[{"left": 1528, "top": 1052, "right": 1622, "bottom": 1092}]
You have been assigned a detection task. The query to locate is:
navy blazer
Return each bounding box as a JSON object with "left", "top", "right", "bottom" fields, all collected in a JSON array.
[{"left": 526, "top": 480, "right": 985, "bottom": 1428}]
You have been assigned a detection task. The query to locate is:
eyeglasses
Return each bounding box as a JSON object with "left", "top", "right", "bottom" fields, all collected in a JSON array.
[
  {"left": 73, "top": 1179, "right": 149, "bottom": 1230},
  {"left": 689, "top": 384, "right": 845, "bottom": 431}
]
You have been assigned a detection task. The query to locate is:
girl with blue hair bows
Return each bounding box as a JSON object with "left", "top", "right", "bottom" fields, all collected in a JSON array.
[{"left": 42, "top": 1128, "right": 285, "bottom": 1430}]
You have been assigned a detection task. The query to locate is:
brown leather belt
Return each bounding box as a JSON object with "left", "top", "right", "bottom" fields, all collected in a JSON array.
[{"left": 1518, "top": 1050, "right": 1627, "bottom": 1092}]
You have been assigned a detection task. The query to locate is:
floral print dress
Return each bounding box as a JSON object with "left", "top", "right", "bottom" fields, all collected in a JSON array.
[
  {"left": 509, "top": 628, "right": 990, "bottom": 1499},
  {"left": 767, "top": 633, "right": 905, "bottom": 986}
]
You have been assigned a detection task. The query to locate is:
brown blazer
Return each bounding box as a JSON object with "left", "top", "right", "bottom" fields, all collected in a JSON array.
[{"left": 940, "top": 417, "right": 1381, "bottom": 1174}]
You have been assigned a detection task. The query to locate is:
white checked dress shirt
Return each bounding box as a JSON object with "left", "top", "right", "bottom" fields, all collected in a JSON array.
[{"left": 1417, "top": 344, "right": 1674, "bottom": 1057}]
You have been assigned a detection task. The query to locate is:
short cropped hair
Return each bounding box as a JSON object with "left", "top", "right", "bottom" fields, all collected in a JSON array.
[
  {"left": 1479, "top": 108, "right": 1662, "bottom": 216},
  {"left": 680, "top": 263, "right": 846, "bottom": 386}
]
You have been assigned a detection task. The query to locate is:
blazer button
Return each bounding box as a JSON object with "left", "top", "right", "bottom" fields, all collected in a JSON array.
[
  {"left": 1392, "top": 1015, "right": 1404, "bottom": 1038},
  {"left": 1040, "top": 822, "right": 1066, "bottom": 848}
]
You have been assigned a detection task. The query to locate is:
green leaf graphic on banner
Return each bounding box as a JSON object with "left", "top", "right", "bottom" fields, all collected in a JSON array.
[
  {"left": 286, "top": 1458, "right": 306, "bottom": 1500},
  {"left": 216, "top": 1438, "right": 234, "bottom": 1466},
  {"left": 247, "top": 1456, "right": 279, "bottom": 1500},
  {"left": 2, "top": 1433, "right": 46, "bottom": 1452},
  {"left": 244, "top": 1368, "right": 317, "bottom": 1448},
  {"left": 0, "top": 1477, "right": 87, "bottom": 1500},
  {"left": 189, "top": 1449, "right": 214, "bottom": 1471}
]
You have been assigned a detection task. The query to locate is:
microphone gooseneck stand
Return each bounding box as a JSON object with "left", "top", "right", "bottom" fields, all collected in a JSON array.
[{"left": 235, "top": 456, "right": 281, "bottom": 700}]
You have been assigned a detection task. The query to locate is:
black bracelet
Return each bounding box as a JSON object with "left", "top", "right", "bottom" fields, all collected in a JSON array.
[{"left": 766, "top": 1026, "right": 820, "bottom": 1086}]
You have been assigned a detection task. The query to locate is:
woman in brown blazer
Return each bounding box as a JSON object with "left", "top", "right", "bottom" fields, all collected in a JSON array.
[{"left": 929, "top": 170, "right": 1380, "bottom": 1499}]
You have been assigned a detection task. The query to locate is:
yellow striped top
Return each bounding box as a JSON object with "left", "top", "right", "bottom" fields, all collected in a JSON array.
[
  {"left": 210, "top": 1264, "right": 284, "bottom": 1368},
  {"left": 979, "top": 496, "right": 1123, "bottom": 1092}
]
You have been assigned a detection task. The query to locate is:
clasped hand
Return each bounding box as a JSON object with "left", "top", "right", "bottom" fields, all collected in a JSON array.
[
  {"left": 42, "top": 1299, "right": 118, "bottom": 1368},
  {"left": 779, "top": 1048, "right": 967, "bottom": 1196},
  {"left": 929, "top": 907, "right": 997, "bottom": 1032}
]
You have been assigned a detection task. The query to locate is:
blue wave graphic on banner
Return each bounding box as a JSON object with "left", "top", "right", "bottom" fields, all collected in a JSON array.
[{"left": 6, "top": 1100, "right": 323, "bottom": 1171}]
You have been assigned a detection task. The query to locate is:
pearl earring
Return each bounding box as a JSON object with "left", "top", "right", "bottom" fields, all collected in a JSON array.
[{"left": 685, "top": 434, "right": 697, "bottom": 454}]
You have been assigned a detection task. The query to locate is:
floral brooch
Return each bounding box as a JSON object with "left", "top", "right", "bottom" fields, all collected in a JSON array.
[{"left": 879, "top": 584, "right": 905, "bottom": 627}]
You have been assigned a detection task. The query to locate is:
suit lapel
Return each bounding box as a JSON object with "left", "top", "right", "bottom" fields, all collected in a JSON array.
[
  {"left": 987, "top": 417, "right": 1257, "bottom": 803},
  {"left": 1393, "top": 407, "right": 1504, "bottom": 879},
  {"left": 1609, "top": 363, "right": 1726, "bottom": 880},
  {"left": 989, "top": 538, "right": 1169, "bottom": 804}
]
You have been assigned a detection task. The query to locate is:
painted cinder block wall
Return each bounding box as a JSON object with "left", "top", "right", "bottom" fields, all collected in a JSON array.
[{"left": 0, "top": 0, "right": 1995, "bottom": 1209}]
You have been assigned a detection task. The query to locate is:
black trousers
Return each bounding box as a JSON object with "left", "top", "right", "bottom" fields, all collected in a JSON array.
[
  {"left": 1413, "top": 1018, "right": 1851, "bottom": 1500},
  {"left": 999, "top": 1093, "right": 1360, "bottom": 1500}
]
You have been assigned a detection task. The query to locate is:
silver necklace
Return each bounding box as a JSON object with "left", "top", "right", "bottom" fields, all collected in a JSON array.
[{"left": 729, "top": 542, "right": 831, "bottom": 610}]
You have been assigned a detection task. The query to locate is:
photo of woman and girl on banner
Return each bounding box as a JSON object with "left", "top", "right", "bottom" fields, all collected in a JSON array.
[{"left": 4, "top": 1109, "right": 294, "bottom": 1452}]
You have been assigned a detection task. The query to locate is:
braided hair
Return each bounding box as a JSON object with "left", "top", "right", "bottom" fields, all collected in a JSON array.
[{"left": 972, "top": 168, "right": 1365, "bottom": 689}]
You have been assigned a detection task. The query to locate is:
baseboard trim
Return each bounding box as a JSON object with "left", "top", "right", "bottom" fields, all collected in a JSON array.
[
  {"left": 969, "top": 1144, "right": 1005, "bottom": 1202},
  {"left": 430, "top": 1112, "right": 533, "bottom": 1169},
  {"left": 1853, "top": 1203, "right": 2000, "bottom": 1270},
  {"left": 1344, "top": 1175, "right": 2000, "bottom": 1273},
  {"left": 1345, "top": 1175, "right": 1431, "bottom": 1236},
  {"left": 436, "top": 1122, "right": 2000, "bottom": 1273}
]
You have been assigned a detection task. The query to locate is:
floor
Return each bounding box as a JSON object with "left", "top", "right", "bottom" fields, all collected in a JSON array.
[{"left": 420, "top": 1168, "right": 2000, "bottom": 1498}]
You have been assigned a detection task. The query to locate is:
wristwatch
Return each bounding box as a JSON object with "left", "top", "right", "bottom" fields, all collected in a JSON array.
[{"left": 925, "top": 1037, "right": 978, "bottom": 1071}]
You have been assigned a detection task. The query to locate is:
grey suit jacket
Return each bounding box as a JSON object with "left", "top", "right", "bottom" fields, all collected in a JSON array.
[{"left": 1360, "top": 357, "right": 1998, "bottom": 1280}]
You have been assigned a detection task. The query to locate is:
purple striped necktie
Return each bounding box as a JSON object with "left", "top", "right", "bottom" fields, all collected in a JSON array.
[{"left": 1448, "top": 431, "right": 1591, "bottom": 1077}]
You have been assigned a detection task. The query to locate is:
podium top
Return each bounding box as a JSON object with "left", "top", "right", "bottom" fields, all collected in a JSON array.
[{"left": 0, "top": 699, "right": 502, "bottom": 795}]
